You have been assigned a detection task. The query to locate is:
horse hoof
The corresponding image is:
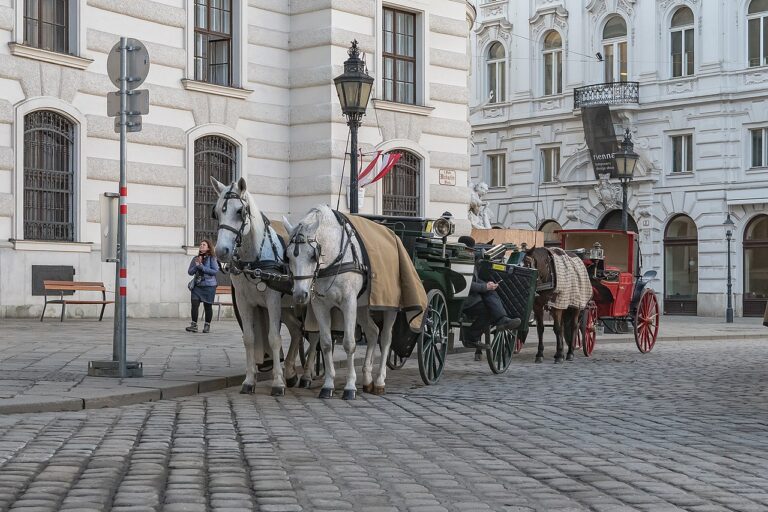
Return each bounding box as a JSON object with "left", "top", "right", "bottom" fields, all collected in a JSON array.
[
  {"left": 299, "top": 377, "right": 312, "bottom": 389},
  {"left": 286, "top": 375, "right": 299, "bottom": 388},
  {"left": 474, "top": 353, "right": 482, "bottom": 362},
  {"left": 271, "top": 386, "right": 285, "bottom": 397},
  {"left": 240, "top": 383, "right": 255, "bottom": 394},
  {"left": 554, "top": 357, "right": 563, "bottom": 364},
  {"left": 373, "top": 386, "right": 386, "bottom": 396},
  {"left": 535, "top": 357, "right": 543, "bottom": 364},
  {"left": 318, "top": 388, "right": 333, "bottom": 399},
  {"left": 565, "top": 353, "right": 574, "bottom": 362},
  {"left": 362, "top": 383, "right": 374, "bottom": 394},
  {"left": 342, "top": 389, "right": 356, "bottom": 400}
]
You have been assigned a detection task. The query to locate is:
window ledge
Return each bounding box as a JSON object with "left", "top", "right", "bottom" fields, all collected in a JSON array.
[
  {"left": 8, "top": 43, "right": 93, "bottom": 70},
  {"left": 181, "top": 79, "right": 253, "bottom": 99},
  {"left": 372, "top": 100, "right": 435, "bottom": 116},
  {"left": 666, "top": 172, "right": 695, "bottom": 177},
  {"left": 11, "top": 240, "right": 92, "bottom": 253},
  {"left": 747, "top": 167, "right": 768, "bottom": 172}
]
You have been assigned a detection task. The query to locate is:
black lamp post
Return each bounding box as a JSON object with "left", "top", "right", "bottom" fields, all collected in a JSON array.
[
  {"left": 614, "top": 128, "right": 639, "bottom": 232},
  {"left": 724, "top": 213, "right": 735, "bottom": 323},
  {"left": 334, "top": 40, "right": 374, "bottom": 214}
]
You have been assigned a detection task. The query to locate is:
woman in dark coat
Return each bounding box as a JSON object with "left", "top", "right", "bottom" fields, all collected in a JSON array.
[{"left": 186, "top": 239, "right": 220, "bottom": 333}]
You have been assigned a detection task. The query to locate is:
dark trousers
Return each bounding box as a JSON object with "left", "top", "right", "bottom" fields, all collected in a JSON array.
[
  {"left": 191, "top": 299, "right": 213, "bottom": 324},
  {"left": 464, "top": 291, "right": 507, "bottom": 342}
]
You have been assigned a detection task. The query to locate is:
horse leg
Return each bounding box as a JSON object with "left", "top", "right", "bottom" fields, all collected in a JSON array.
[
  {"left": 552, "top": 309, "right": 564, "bottom": 363},
  {"left": 340, "top": 299, "right": 358, "bottom": 400},
  {"left": 535, "top": 306, "right": 545, "bottom": 364},
  {"left": 361, "top": 311, "right": 379, "bottom": 394},
  {"left": 283, "top": 310, "right": 302, "bottom": 388},
  {"left": 300, "top": 333, "right": 318, "bottom": 388},
  {"left": 266, "top": 293, "right": 286, "bottom": 396},
  {"left": 314, "top": 305, "right": 336, "bottom": 398},
  {"left": 373, "top": 311, "right": 397, "bottom": 395},
  {"left": 565, "top": 308, "right": 576, "bottom": 362},
  {"left": 237, "top": 300, "right": 257, "bottom": 394}
]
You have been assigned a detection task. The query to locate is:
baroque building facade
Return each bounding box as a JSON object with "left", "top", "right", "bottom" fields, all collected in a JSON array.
[
  {"left": 0, "top": 0, "right": 476, "bottom": 318},
  {"left": 470, "top": 0, "right": 768, "bottom": 318}
]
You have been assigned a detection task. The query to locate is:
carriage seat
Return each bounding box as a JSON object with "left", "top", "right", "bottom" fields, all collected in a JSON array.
[{"left": 566, "top": 248, "right": 587, "bottom": 259}]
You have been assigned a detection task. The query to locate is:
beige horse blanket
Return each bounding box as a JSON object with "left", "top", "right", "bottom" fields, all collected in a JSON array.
[{"left": 548, "top": 248, "right": 592, "bottom": 310}]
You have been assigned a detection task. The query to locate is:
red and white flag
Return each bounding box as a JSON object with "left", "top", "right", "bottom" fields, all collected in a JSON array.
[{"left": 359, "top": 151, "right": 402, "bottom": 187}]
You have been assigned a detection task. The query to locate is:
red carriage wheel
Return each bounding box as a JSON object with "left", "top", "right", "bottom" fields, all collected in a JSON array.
[
  {"left": 634, "top": 289, "right": 659, "bottom": 353},
  {"left": 582, "top": 302, "right": 597, "bottom": 357}
]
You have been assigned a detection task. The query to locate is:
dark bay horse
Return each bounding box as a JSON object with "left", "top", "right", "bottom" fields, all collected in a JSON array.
[{"left": 520, "top": 247, "right": 581, "bottom": 363}]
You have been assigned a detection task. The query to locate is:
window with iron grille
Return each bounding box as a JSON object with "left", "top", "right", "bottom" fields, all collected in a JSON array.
[
  {"left": 24, "top": 0, "right": 70, "bottom": 54},
  {"left": 383, "top": 7, "right": 417, "bottom": 105},
  {"left": 194, "top": 0, "right": 233, "bottom": 86},
  {"left": 195, "top": 136, "right": 237, "bottom": 244},
  {"left": 383, "top": 151, "right": 420, "bottom": 217},
  {"left": 23, "top": 110, "right": 75, "bottom": 242}
]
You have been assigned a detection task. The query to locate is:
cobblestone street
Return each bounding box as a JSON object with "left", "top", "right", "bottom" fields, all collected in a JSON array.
[{"left": 1, "top": 337, "right": 767, "bottom": 512}]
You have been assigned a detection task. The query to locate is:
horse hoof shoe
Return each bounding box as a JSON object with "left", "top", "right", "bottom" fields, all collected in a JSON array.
[
  {"left": 318, "top": 388, "right": 333, "bottom": 399},
  {"left": 342, "top": 389, "right": 356, "bottom": 400},
  {"left": 299, "top": 378, "right": 312, "bottom": 389},
  {"left": 271, "top": 387, "right": 285, "bottom": 396},
  {"left": 240, "top": 384, "right": 255, "bottom": 394},
  {"left": 362, "top": 383, "right": 374, "bottom": 394},
  {"left": 286, "top": 375, "right": 299, "bottom": 388},
  {"left": 373, "top": 386, "right": 385, "bottom": 396}
]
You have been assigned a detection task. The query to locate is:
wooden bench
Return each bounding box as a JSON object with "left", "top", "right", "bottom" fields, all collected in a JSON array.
[
  {"left": 214, "top": 285, "right": 233, "bottom": 320},
  {"left": 41, "top": 280, "right": 114, "bottom": 322}
]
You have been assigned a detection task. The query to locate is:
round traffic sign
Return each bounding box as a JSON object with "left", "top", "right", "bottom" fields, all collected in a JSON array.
[{"left": 107, "top": 38, "right": 150, "bottom": 90}]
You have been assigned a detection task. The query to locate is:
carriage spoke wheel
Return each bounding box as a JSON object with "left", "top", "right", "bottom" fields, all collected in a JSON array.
[
  {"left": 634, "top": 289, "right": 659, "bottom": 353},
  {"left": 486, "top": 328, "right": 515, "bottom": 374},
  {"left": 581, "top": 302, "right": 597, "bottom": 357},
  {"left": 418, "top": 289, "right": 449, "bottom": 385},
  {"left": 386, "top": 349, "right": 408, "bottom": 370}
]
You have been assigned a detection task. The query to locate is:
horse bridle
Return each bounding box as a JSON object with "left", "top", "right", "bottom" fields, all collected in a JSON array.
[
  {"left": 211, "top": 185, "right": 251, "bottom": 250},
  {"left": 286, "top": 227, "right": 323, "bottom": 282}
]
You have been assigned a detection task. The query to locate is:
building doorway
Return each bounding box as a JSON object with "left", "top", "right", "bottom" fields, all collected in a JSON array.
[
  {"left": 539, "top": 220, "right": 562, "bottom": 247},
  {"left": 744, "top": 215, "right": 768, "bottom": 316},
  {"left": 664, "top": 215, "right": 698, "bottom": 315},
  {"left": 598, "top": 209, "right": 638, "bottom": 232}
]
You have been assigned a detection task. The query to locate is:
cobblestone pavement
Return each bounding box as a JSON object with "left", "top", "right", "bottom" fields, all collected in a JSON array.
[{"left": 0, "top": 337, "right": 767, "bottom": 512}]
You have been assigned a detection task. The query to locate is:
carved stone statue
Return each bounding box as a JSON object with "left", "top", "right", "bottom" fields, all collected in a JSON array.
[
  {"left": 468, "top": 181, "right": 493, "bottom": 229},
  {"left": 593, "top": 174, "right": 622, "bottom": 210}
]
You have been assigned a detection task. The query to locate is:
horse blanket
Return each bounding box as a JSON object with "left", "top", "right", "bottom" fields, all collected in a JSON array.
[{"left": 547, "top": 247, "right": 592, "bottom": 310}]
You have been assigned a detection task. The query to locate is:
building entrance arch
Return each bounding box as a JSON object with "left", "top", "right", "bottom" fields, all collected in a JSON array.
[{"left": 598, "top": 209, "right": 638, "bottom": 233}]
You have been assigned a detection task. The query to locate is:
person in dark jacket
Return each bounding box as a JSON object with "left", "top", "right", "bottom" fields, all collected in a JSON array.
[
  {"left": 459, "top": 236, "right": 521, "bottom": 347},
  {"left": 186, "top": 239, "right": 220, "bottom": 333}
]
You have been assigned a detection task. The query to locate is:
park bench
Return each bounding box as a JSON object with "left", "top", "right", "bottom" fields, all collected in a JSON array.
[
  {"left": 41, "top": 280, "right": 114, "bottom": 322},
  {"left": 214, "top": 285, "right": 233, "bottom": 320}
]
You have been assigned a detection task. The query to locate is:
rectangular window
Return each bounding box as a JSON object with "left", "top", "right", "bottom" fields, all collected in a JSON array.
[
  {"left": 543, "top": 51, "right": 562, "bottom": 95},
  {"left": 671, "top": 134, "right": 693, "bottom": 173},
  {"left": 751, "top": 128, "right": 766, "bottom": 168},
  {"left": 24, "top": 0, "right": 69, "bottom": 54},
  {"left": 383, "top": 7, "right": 417, "bottom": 105},
  {"left": 488, "top": 154, "right": 505, "bottom": 188},
  {"left": 194, "top": 0, "right": 233, "bottom": 86},
  {"left": 542, "top": 147, "right": 560, "bottom": 182},
  {"left": 672, "top": 28, "right": 694, "bottom": 77}
]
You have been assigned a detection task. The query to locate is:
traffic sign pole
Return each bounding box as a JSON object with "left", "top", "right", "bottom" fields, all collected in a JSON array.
[{"left": 116, "top": 36, "right": 129, "bottom": 379}]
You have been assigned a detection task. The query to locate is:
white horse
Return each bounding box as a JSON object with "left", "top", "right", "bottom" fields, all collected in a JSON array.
[
  {"left": 211, "top": 176, "right": 306, "bottom": 396},
  {"left": 284, "top": 205, "right": 397, "bottom": 399}
]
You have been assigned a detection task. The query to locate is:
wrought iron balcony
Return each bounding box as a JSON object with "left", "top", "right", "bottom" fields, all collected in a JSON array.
[{"left": 573, "top": 82, "right": 639, "bottom": 109}]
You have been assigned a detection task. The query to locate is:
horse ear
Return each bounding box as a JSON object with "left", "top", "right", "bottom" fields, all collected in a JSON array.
[
  {"left": 210, "top": 176, "right": 225, "bottom": 193},
  {"left": 238, "top": 176, "right": 248, "bottom": 195},
  {"left": 282, "top": 216, "right": 294, "bottom": 234}
]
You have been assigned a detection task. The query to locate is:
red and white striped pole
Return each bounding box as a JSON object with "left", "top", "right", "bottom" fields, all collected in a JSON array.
[{"left": 114, "top": 37, "right": 129, "bottom": 378}]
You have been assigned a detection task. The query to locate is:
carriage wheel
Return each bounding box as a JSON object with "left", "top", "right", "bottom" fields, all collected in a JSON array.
[
  {"left": 417, "top": 289, "right": 449, "bottom": 385},
  {"left": 581, "top": 302, "right": 597, "bottom": 357},
  {"left": 386, "top": 349, "right": 408, "bottom": 370},
  {"left": 299, "top": 334, "right": 326, "bottom": 379},
  {"left": 486, "top": 328, "right": 515, "bottom": 374},
  {"left": 634, "top": 289, "right": 659, "bottom": 353}
]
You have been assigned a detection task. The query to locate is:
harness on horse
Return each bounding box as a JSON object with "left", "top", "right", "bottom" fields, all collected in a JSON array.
[
  {"left": 212, "top": 185, "right": 291, "bottom": 294},
  {"left": 286, "top": 210, "right": 367, "bottom": 298}
]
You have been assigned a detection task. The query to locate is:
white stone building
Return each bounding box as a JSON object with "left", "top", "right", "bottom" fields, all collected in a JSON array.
[
  {"left": 0, "top": 0, "right": 476, "bottom": 318},
  {"left": 470, "top": 0, "right": 768, "bottom": 318}
]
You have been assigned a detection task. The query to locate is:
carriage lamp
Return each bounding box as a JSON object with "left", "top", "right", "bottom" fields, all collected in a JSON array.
[
  {"left": 433, "top": 217, "right": 455, "bottom": 238},
  {"left": 334, "top": 40, "right": 374, "bottom": 215},
  {"left": 589, "top": 242, "right": 605, "bottom": 261},
  {"left": 614, "top": 128, "right": 639, "bottom": 232},
  {"left": 723, "top": 213, "right": 735, "bottom": 323}
]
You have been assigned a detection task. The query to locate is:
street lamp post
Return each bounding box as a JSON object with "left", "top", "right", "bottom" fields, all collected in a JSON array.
[
  {"left": 614, "top": 128, "right": 639, "bottom": 232},
  {"left": 334, "top": 40, "right": 374, "bottom": 214},
  {"left": 724, "top": 213, "right": 735, "bottom": 323}
]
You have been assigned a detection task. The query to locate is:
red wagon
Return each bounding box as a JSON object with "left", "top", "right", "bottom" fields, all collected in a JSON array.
[{"left": 559, "top": 229, "right": 660, "bottom": 355}]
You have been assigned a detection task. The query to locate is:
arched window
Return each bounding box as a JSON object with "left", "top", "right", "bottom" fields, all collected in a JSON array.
[
  {"left": 602, "top": 15, "right": 628, "bottom": 82},
  {"left": 664, "top": 215, "right": 698, "bottom": 315},
  {"left": 543, "top": 31, "right": 563, "bottom": 96},
  {"left": 671, "top": 7, "right": 694, "bottom": 77},
  {"left": 194, "top": 135, "right": 237, "bottom": 244},
  {"left": 382, "top": 151, "right": 420, "bottom": 217},
  {"left": 24, "top": 110, "right": 75, "bottom": 241},
  {"left": 540, "top": 220, "right": 562, "bottom": 247},
  {"left": 487, "top": 42, "right": 506, "bottom": 103},
  {"left": 744, "top": 215, "right": 768, "bottom": 316},
  {"left": 748, "top": 0, "right": 768, "bottom": 67},
  {"left": 598, "top": 210, "right": 637, "bottom": 233}
]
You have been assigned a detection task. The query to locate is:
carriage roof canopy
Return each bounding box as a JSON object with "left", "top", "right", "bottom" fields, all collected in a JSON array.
[{"left": 559, "top": 230, "right": 637, "bottom": 274}]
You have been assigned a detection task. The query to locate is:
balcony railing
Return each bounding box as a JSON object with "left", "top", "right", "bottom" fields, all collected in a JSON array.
[{"left": 574, "top": 82, "right": 639, "bottom": 109}]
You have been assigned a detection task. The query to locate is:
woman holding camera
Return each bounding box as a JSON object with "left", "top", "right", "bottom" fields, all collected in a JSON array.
[{"left": 186, "top": 239, "right": 219, "bottom": 333}]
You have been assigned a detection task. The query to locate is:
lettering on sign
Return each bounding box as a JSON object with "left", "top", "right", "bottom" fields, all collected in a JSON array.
[{"left": 439, "top": 169, "right": 456, "bottom": 186}]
